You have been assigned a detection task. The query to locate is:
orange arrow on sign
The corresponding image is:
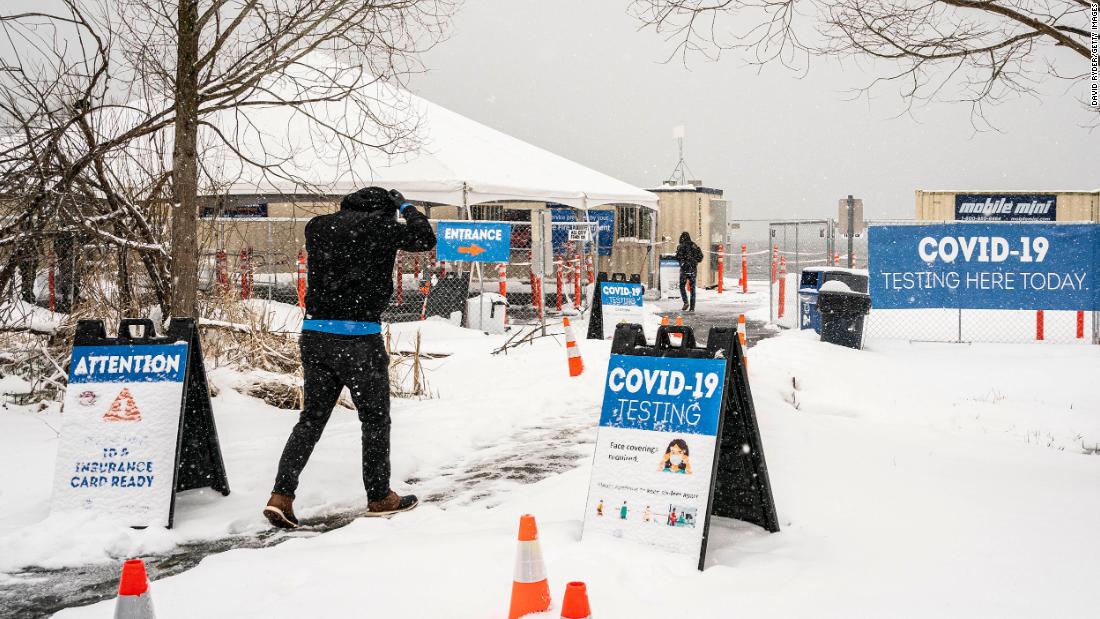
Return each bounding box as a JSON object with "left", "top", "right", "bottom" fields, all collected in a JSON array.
[{"left": 457, "top": 244, "right": 486, "bottom": 257}]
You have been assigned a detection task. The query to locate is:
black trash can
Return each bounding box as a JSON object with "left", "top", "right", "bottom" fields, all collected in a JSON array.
[{"left": 817, "top": 289, "right": 872, "bottom": 349}]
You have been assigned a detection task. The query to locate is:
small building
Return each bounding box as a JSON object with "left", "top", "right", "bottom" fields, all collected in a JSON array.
[
  {"left": 646, "top": 180, "right": 728, "bottom": 288},
  {"left": 915, "top": 190, "right": 1100, "bottom": 222}
]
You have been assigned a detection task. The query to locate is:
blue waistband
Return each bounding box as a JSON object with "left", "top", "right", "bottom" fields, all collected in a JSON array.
[{"left": 302, "top": 320, "right": 382, "bottom": 335}]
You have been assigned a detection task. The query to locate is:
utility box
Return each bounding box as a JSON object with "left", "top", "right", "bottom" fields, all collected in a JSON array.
[{"left": 466, "top": 293, "right": 508, "bottom": 334}]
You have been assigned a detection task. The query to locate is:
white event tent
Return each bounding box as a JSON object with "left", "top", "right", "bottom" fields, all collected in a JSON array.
[{"left": 200, "top": 61, "right": 658, "bottom": 212}]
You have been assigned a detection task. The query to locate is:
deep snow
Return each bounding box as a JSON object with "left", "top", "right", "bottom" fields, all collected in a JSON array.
[{"left": 1, "top": 302, "right": 1098, "bottom": 617}]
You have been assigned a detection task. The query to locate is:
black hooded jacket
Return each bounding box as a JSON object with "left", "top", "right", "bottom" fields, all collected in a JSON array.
[
  {"left": 675, "top": 232, "right": 704, "bottom": 275},
  {"left": 304, "top": 187, "right": 436, "bottom": 323}
]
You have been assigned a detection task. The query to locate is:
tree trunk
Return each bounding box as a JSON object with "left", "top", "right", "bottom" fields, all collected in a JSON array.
[{"left": 170, "top": 0, "right": 201, "bottom": 318}]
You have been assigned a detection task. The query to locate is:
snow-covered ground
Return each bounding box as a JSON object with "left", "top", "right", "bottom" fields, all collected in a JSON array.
[{"left": 2, "top": 308, "right": 1099, "bottom": 617}]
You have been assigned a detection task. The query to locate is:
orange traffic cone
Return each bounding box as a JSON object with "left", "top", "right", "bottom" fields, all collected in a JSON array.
[
  {"left": 737, "top": 314, "right": 748, "bottom": 368},
  {"left": 660, "top": 315, "right": 669, "bottom": 327},
  {"left": 509, "top": 514, "right": 552, "bottom": 619},
  {"left": 671, "top": 315, "right": 683, "bottom": 346},
  {"left": 114, "top": 559, "right": 155, "bottom": 618},
  {"left": 563, "top": 317, "right": 584, "bottom": 377},
  {"left": 560, "top": 581, "right": 592, "bottom": 619}
]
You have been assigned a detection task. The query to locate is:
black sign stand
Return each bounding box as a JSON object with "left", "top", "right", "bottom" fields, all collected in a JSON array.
[
  {"left": 72, "top": 318, "right": 231, "bottom": 528},
  {"left": 587, "top": 273, "right": 645, "bottom": 341},
  {"left": 610, "top": 322, "right": 779, "bottom": 570}
]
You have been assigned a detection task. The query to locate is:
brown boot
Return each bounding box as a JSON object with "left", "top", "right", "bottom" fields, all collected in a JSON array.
[
  {"left": 366, "top": 490, "right": 419, "bottom": 517},
  {"left": 263, "top": 493, "right": 300, "bottom": 529}
]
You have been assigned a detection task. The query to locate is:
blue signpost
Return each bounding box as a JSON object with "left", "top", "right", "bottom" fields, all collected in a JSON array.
[
  {"left": 868, "top": 223, "right": 1100, "bottom": 310},
  {"left": 436, "top": 221, "right": 512, "bottom": 263}
]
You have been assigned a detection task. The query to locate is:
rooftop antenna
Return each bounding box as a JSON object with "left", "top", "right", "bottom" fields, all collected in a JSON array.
[{"left": 667, "top": 125, "right": 693, "bottom": 185}]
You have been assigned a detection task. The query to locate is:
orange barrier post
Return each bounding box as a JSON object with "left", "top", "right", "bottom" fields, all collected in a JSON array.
[
  {"left": 498, "top": 263, "right": 508, "bottom": 297},
  {"left": 740, "top": 244, "right": 748, "bottom": 294},
  {"left": 419, "top": 278, "right": 431, "bottom": 321},
  {"left": 296, "top": 250, "right": 307, "bottom": 309},
  {"left": 47, "top": 250, "right": 57, "bottom": 312},
  {"left": 556, "top": 258, "right": 563, "bottom": 312},
  {"left": 1077, "top": 310, "right": 1085, "bottom": 339},
  {"left": 574, "top": 257, "right": 582, "bottom": 311},
  {"left": 560, "top": 581, "right": 592, "bottom": 619},
  {"left": 770, "top": 244, "right": 778, "bottom": 284},
  {"left": 586, "top": 255, "right": 594, "bottom": 284},
  {"left": 509, "top": 514, "right": 552, "bottom": 619},
  {"left": 833, "top": 253, "right": 840, "bottom": 266},
  {"left": 777, "top": 257, "right": 787, "bottom": 319},
  {"left": 563, "top": 317, "right": 584, "bottom": 376},
  {"left": 114, "top": 558, "right": 155, "bottom": 618},
  {"left": 717, "top": 247, "right": 724, "bottom": 294},
  {"left": 1036, "top": 310, "right": 1044, "bottom": 341},
  {"left": 660, "top": 315, "right": 669, "bottom": 328},
  {"left": 215, "top": 250, "right": 229, "bottom": 295},
  {"left": 239, "top": 249, "right": 251, "bottom": 300}
]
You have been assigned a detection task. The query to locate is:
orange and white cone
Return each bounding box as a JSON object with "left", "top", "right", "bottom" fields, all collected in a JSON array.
[
  {"left": 737, "top": 314, "right": 748, "bottom": 368},
  {"left": 114, "top": 559, "right": 155, "bottom": 618},
  {"left": 560, "top": 581, "right": 592, "bottom": 619},
  {"left": 563, "top": 317, "right": 584, "bottom": 377},
  {"left": 509, "top": 514, "right": 552, "bottom": 619}
]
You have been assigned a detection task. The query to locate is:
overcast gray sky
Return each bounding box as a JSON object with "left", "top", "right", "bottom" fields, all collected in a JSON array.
[{"left": 410, "top": 0, "right": 1098, "bottom": 223}]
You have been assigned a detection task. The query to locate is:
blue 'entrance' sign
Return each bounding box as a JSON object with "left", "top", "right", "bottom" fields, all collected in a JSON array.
[
  {"left": 868, "top": 223, "right": 1100, "bottom": 310},
  {"left": 436, "top": 221, "right": 512, "bottom": 263}
]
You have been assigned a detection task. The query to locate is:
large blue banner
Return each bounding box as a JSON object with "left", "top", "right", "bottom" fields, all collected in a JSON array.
[
  {"left": 436, "top": 221, "right": 512, "bottom": 263},
  {"left": 600, "top": 354, "right": 726, "bottom": 436},
  {"left": 868, "top": 223, "right": 1100, "bottom": 310}
]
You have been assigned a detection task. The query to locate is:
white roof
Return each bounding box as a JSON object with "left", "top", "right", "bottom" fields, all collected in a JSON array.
[{"left": 199, "top": 60, "right": 657, "bottom": 210}]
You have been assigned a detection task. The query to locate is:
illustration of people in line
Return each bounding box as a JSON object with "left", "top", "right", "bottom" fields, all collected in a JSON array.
[
  {"left": 620, "top": 501, "right": 628, "bottom": 520},
  {"left": 668, "top": 508, "right": 677, "bottom": 526},
  {"left": 659, "top": 438, "right": 693, "bottom": 474},
  {"left": 596, "top": 499, "right": 604, "bottom": 516},
  {"left": 643, "top": 505, "right": 651, "bottom": 522}
]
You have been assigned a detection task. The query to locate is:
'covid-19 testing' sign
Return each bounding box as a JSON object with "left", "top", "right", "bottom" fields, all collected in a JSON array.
[
  {"left": 599, "top": 282, "right": 645, "bottom": 337},
  {"left": 51, "top": 343, "right": 189, "bottom": 528},
  {"left": 436, "top": 221, "right": 512, "bottom": 263},
  {"left": 583, "top": 354, "right": 726, "bottom": 556},
  {"left": 868, "top": 223, "right": 1100, "bottom": 310}
]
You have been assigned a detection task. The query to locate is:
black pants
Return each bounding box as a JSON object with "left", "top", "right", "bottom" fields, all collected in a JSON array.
[
  {"left": 679, "top": 272, "right": 697, "bottom": 310},
  {"left": 273, "top": 330, "right": 391, "bottom": 501}
]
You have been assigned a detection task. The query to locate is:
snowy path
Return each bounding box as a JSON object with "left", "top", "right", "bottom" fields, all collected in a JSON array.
[{"left": 1, "top": 409, "right": 596, "bottom": 617}]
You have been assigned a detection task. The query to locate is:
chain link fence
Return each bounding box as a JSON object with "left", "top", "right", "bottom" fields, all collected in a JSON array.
[
  {"left": 200, "top": 217, "right": 601, "bottom": 330},
  {"left": 753, "top": 218, "right": 1097, "bottom": 345}
]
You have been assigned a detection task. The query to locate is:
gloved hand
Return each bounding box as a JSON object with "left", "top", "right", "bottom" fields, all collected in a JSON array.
[{"left": 389, "top": 189, "right": 413, "bottom": 215}]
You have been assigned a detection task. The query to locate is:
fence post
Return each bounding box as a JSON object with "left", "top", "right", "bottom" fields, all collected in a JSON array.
[
  {"left": 1036, "top": 310, "right": 1044, "bottom": 341},
  {"left": 296, "top": 249, "right": 306, "bottom": 309},
  {"left": 47, "top": 250, "right": 57, "bottom": 312},
  {"left": 777, "top": 256, "right": 787, "bottom": 319},
  {"left": 716, "top": 246, "right": 724, "bottom": 294}
]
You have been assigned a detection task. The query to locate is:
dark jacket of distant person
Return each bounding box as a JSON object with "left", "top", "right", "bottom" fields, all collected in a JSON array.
[
  {"left": 304, "top": 187, "right": 436, "bottom": 323},
  {"left": 675, "top": 232, "right": 704, "bottom": 275}
]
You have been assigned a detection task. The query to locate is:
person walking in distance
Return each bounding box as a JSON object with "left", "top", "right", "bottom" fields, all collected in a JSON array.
[
  {"left": 675, "top": 232, "right": 703, "bottom": 312},
  {"left": 263, "top": 187, "right": 436, "bottom": 528}
]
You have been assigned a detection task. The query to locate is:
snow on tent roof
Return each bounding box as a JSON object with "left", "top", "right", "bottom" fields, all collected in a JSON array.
[{"left": 198, "top": 58, "right": 657, "bottom": 210}]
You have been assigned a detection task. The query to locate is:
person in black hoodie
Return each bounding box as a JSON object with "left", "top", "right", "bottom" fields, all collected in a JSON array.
[
  {"left": 675, "top": 231, "right": 703, "bottom": 312},
  {"left": 263, "top": 187, "right": 436, "bottom": 528}
]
